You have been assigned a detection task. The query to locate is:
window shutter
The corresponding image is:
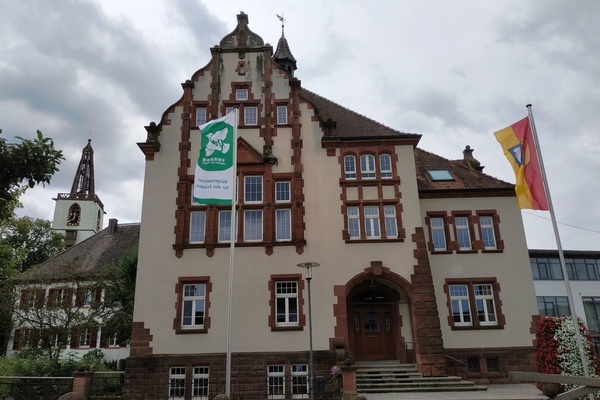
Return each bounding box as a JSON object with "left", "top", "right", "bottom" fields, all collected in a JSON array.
[
  {"left": 13, "top": 329, "right": 22, "bottom": 350},
  {"left": 36, "top": 289, "right": 46, "bottom": 308},
  {"left": 91, "top": 328, "right": 98, "bottom": 348},
  {"left": 70, "top": 329, "right": 79, "bottom": 348}
]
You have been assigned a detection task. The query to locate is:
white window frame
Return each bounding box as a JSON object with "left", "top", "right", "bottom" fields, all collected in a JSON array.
[
  {"left": 182, "top": 283, "right": 206, "bottom": 329},
  {"left": 235, "top": 88, "right": 248, "bottom": 101},
  {"left": 275, "top": 209, "right": 292, "bottom": 242},
  {"left": 364, "top": 206, "right": 381, "bottom": 239},
  {"left": 192, "top": 366, "right": 209, "bottom": 400},
  {"left": 275, "top": 281, "right": 299, "bottom": 327},
  {"left": 82, "top": 288, "right": 95, "bottom": 307},
  {"left": 275, "top": 181, "right": 290, "bottom": 203},
  {"left": 190, "top": 211, "right": 206, "bottom": 244},
  {"left": 79, "top": 328, "right": 92, "bottom": 348},
  {"left": 225, "top": 106, "right": 234, "bottom": 116},
  {"left": 243, "top": 209, "right": 263, "bottom": 242},
  {"left": 218, "top": 210, "right": 232, "bottom": 243},
  {"left": 268, "top": 365, "right": 285, "bottom": 399},
  {"left": 196, "top": 107, "right": 207, "bottom": 126},
  {"left": 379, "top": 154, "right": 392, "bottom": 178},
  {"left": 474, "top": 284, "right": 497, "bottom": 325},
  {"left": 430, "top": 217, "right": 447, "bottom": 251},
  {"left": 276, "top": 105, "right": 287, "bottom": 125},
  {"left": 108, "top": 332, "right": 119, "bottom": 347},
  {"left": 455, "top": 216, "right": 472, "bottom": 250},
  {"left": 244, "top": 106, "right": 258, "bottom": 125},
  {"left": 360, "top": 154, "right": 376, "bottom": 179},
  {"left": 169, "top": 367, "right": 186, "bottom": 400},
  {"left": 449, "top": 284, "right": 472, "bottom": 326},
  {"left": 383, "top": 205, "right": 398, "bottom": 238},
  {"left": 291, "top": 364, "right": 309, "bottom": 398},
  {"left": 244, "top": 176, "right": 263, "bottom": 203},
  {"left": 344, "top": 155, "right": 357, "bottom": 180},
  {"left": 479, "top": 216, "right": 497, "bottom": 250},
  {"left": 347, "top": 206, "right": 360, "bottom": 239}
]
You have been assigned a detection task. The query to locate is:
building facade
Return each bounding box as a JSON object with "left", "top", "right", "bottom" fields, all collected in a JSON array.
[
  {"left": 127, "top": 13, "right": 539, "bottom": 398},
  {"left": 530, "top": 249, "right": 600, "bottom": 356}
]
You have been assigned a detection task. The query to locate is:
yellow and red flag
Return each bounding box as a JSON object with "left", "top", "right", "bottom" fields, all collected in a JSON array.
[{"left": 494, "top": 117, "right": 549, "bottom": 210}]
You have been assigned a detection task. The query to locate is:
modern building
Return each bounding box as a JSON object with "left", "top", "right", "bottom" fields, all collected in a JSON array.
[
  {"left": 126, "top": 12, "right": 539, "bottom": 398},
  {"left": 530, "top": 249, "right": 600, "bottom": 355}
]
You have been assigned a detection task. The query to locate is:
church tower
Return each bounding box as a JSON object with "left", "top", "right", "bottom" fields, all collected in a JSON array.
[{"left": 52, "top": 139, "right": 104, "bottom": 247}]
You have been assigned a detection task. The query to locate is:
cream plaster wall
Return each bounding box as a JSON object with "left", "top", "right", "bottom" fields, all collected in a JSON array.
[{"left": 421, "top": 197, "right": 538, "bottom": 349}]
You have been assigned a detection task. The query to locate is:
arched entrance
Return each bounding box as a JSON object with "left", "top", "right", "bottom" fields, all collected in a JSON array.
[{"left": 348, "top": 278, "right": 409, "bottom": 362}]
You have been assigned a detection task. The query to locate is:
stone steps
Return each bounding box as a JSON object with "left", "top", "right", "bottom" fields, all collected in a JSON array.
[{"left": 355, "top": 362, "right": 487, "bottom": 394}]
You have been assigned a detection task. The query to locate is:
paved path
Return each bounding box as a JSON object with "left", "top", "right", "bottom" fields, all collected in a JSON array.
[{"left": 363, "top": 384, "right": 548, "bottom": 400}]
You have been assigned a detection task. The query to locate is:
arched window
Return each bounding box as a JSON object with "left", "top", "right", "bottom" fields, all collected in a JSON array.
[
  {"left": 344, "top": 155, "right": 357, "bottom": 179},
  {"left": 360, "top": 154, "right": 376, "bottom": 179},
  {"left": 379, "top": 154, "right": 392, "bottom": 178},
  {"left": 67, "top": 203, "right": 81, "bottom": 226}
]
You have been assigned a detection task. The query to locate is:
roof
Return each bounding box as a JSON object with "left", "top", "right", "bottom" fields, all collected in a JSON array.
[
  {"left": 15, "top": 222, "right": 140, "bottom": 282},
  {"left": 529, "top": 249, "right": 600, "bottom": 258},
  {"left": 415, "top": 148, "right": 515, "bottom": 195},
  {"left": 299, "top": 87, "right": 422, "bottom": 140}
]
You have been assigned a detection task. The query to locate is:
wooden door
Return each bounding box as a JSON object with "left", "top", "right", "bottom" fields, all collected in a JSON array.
[{"left": 352, "top": 306, "right": 396, "bottom": 360}]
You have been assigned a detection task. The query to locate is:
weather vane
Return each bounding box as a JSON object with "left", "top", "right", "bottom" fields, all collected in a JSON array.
[{"left": 276, "top": 13, "right": 285, "bottom": 35}]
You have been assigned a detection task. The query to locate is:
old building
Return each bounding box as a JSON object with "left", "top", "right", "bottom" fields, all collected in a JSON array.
[{"left": 127, "top": 12, "right": 538, "bottom": 398}]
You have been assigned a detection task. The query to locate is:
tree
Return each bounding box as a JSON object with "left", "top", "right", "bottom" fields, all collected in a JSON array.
[
  {"left": 0, "top": 216, "right": 65, "bottom": 280},
  {"left": 103, "top": 248, "right": 138, "bottom": 345},
  {"left": 0, "top": 129, "right": 64, "bottom": 221},
  {"left": 0, "top": 216, "right": 64, "bottom": 355}
]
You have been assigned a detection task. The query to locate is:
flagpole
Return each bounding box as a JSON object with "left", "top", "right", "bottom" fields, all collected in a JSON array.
[
  {"left": 526, "top": 104, "right": 590, "bottom": 379},
  {"left": 225, "top": 108, "right": 239, "bottom": 396}
]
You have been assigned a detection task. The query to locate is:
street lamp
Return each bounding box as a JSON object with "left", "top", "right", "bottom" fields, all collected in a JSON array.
[{"left": 297, "top": 262, "right": 320, "bottom": 400}]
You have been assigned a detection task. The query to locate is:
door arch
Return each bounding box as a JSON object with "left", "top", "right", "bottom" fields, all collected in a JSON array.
[{"left": 348, "top": 279, "right": 407, "bottom": 362}]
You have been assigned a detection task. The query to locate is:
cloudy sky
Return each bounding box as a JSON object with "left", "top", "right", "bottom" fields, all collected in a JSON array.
[{"left": 2, "top": 1, "right": 599, "bottom": 250}]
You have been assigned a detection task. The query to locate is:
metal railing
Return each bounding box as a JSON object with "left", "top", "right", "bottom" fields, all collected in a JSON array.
[
  {"left": 90, "top": 371, "right": 124, "bottom": 397},
  {"left": 0, "top": 376, "right": 73, "bottom": 400}
]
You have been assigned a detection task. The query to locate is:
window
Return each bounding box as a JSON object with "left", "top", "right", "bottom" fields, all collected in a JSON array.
[
  {"left": 568, "top": 259, "right": 600, "bottom": 280},
  {"left": 190, "top": 211, "right": 206, "bottom": 243},
  {"left": 79, "top": 328, "right": 92, "bottom": 348},
  {"left": 108, "top": 332, "right": 119, "bottom": 347},
  {"left": 479, "top": 215, "right": 496, "bottom": 250},
  {"left": 430, "top": 217, "right": 447, "bottom": 251},
  {"left": 244, "top": 106, "right": 258, "bottom": 125},
  {"left": 275, "top": 281, "right": 299, "bottom": 327},
  {"left": 383, "top": 205, "right": 398, "bottom": 238},
  {"left": 244, "top": 210, "right": 263, "bottom": 241},
  {"left": 20, "top": 289, "right": 44, "bottom": 310},
  {"left": 428, "top": 169, "right": 454, "bottom": 181},
  {"left": 218, "top": 211, "right": 232, "bottom": 243},
  {"left": 236, "top": 88, "right": 248, "bottom": 101},
  {"left": 486, "top": 357, "right": 500, "bottom": 372},
  {"left": 77, "top": 287, "right": 96, "bottom": 307},
  {"left": 364, "top": 206, "right": 381, "bottom": 239},
  {"left": 467, "top": 357, "right": 480, "bottom": 372},
  {"left": 347, "top": 206, "right": 360, "bottom": 239},
  {"left": 225, "top": 106, "right": 234, "bottom": 116},
  {"left": 360, "top": 154, "right": 376, "bottom": 179},
  {"left": 344, "top": 155, "right": 357, "bottom": 179},
  {"left": 275, "top": 209, "right": 292, "bottom": 241},
  {"left": 583, "top": 297, "right": 600, "bottom": 333},
  {"left": 268, "top": 365, "right": 285, "bottom": 399},
  {"left": 454, "top": 216, "right": 472, "bottom": 250},
  {"left": 530, "top": 257, "right": 564, "bottom": 280},
  {"left": 449, "top": 284, "right": 471, "bottom": 326},
  {"left": 196, "top": 107, "right": 207, "bottom": 125},
  {"left": 48, "top": 288, "right": 72, "bottom": 308},
  {"left": 175, "top": 277, "right": 211, "bottom": 333},
  {"left": 275, "top": 181, "right": 290, "bottom": 203},
  {"left": 446, "top": 280, "right": 503, "bottom": 329},
  {"left": 379, "top": 154, "right": 392, "bottom": 178},
  {"left": 537, "top": 296, "right": 570, "bottom": 317},
  {"left": 276, "top": 105, "right": 287, "bottom": 125},
  {"left": 291, "top": 364, "right": 308, "bottom": 398},
  {"left": 169, "top": 367, "right": 186, "bottom": 399},
  {"left": 474, "top": 284, "right": 497, "bottom": 325},
  {"left": 192, "top": 366, "right": 209, "bottom": 399},
  {"left": 182, "top": 283, "right": 206, "bottom": 329},
  {"left": 244, "top": 176, "right": 263, "bottom": 203}
]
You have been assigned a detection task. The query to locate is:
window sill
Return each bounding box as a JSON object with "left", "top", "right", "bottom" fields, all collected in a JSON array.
[
  {"left": 345, "top": 238, "right": 405, "bottom": 244},
  {"left": 450, "top": 325, "right": 504, "bottom": 331},
  {"left": 175, "top": 328, "right": 208, "bottom": 334},
  {"left": 271, "top": 326, "right": 303, "bottom": 332}
]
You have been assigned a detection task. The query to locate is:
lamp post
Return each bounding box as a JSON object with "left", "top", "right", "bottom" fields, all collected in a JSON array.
[{"left": 297, "top": 262, "right": 320, "bottom": 400}]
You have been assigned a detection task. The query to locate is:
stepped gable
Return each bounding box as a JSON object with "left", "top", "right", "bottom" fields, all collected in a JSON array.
[
  {"left": 415, "top": 147, "right": 514, "bottom": 193},
  {"left": 15, "top": 222, "right": 140, "bottom": 282},
  {"left": 299, "top": 87, "right": 421, "bottom": 141}
]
